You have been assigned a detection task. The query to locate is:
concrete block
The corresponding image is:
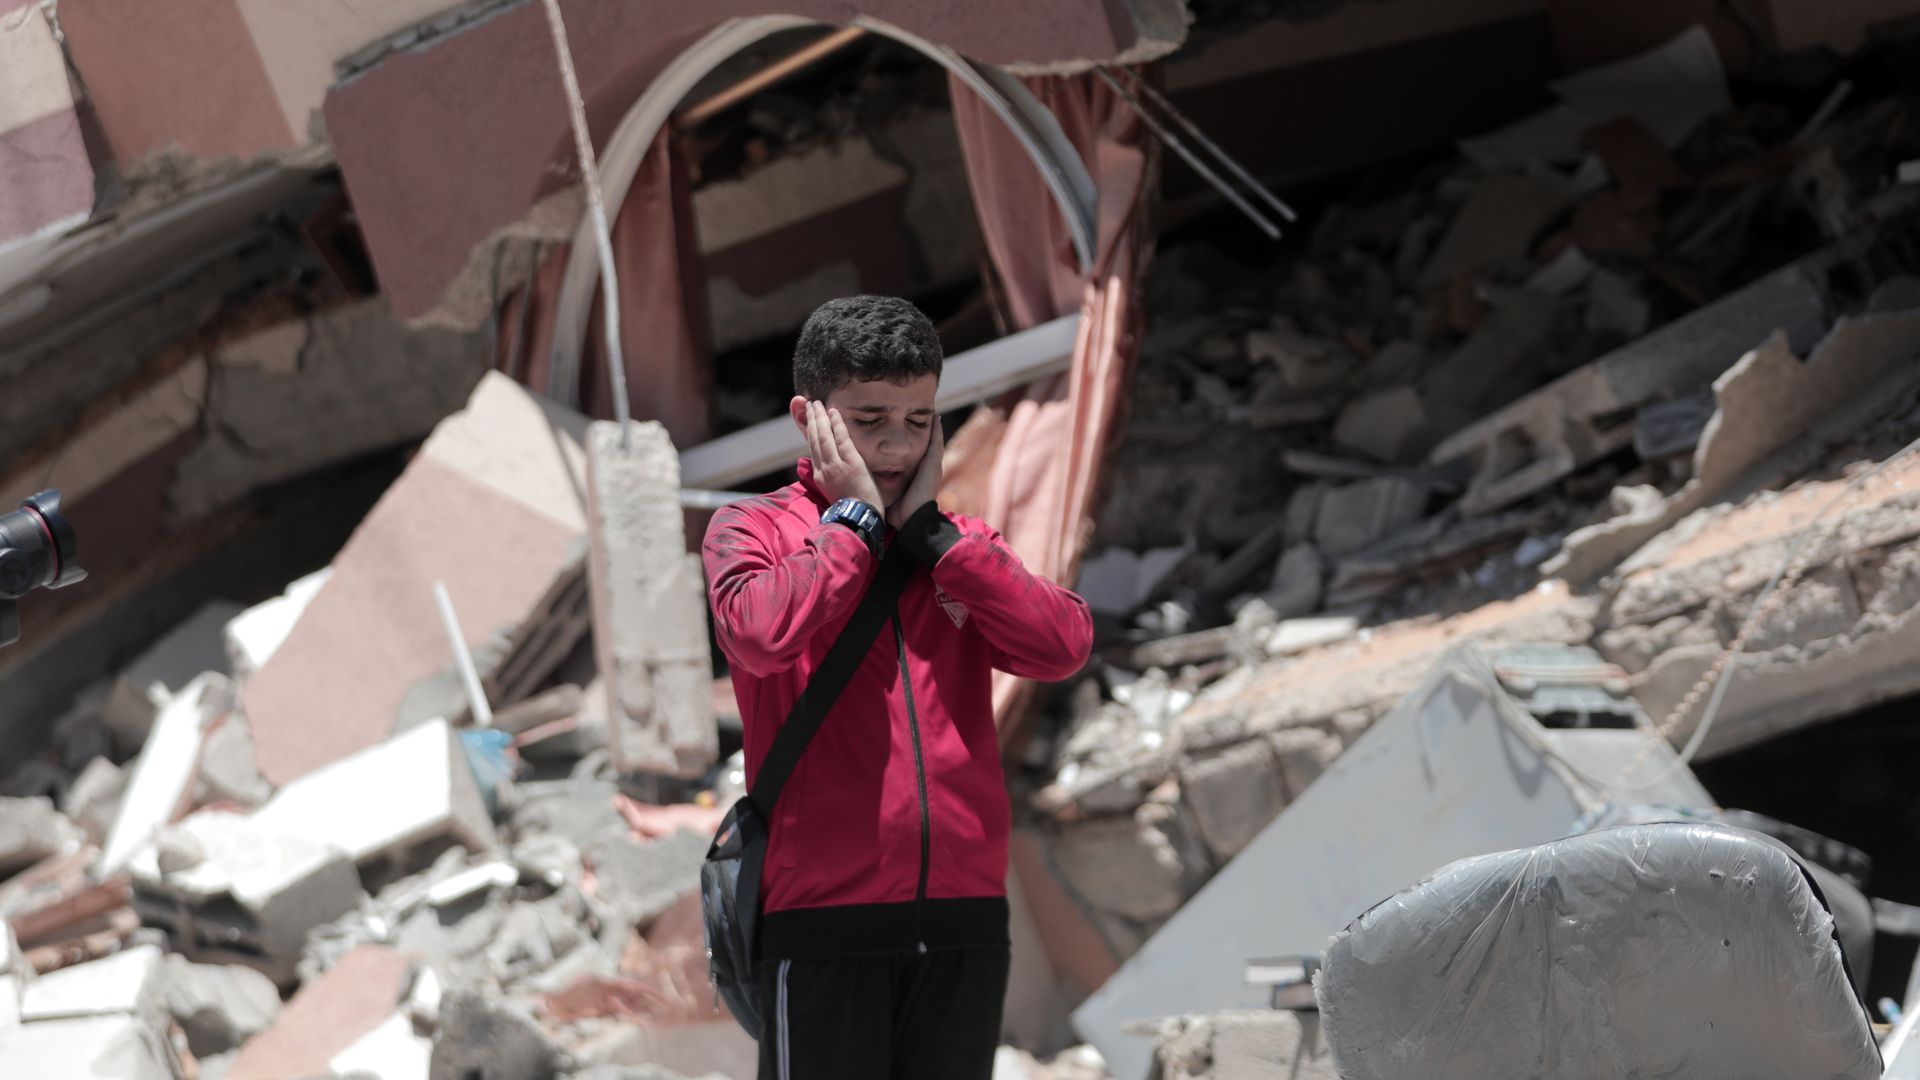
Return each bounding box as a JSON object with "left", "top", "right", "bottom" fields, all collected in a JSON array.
[
  {"left": 61, "top": 757, "right": 127, "bottom": 845},
  {"left": 1333, "top": 386, "right": 1428, "bottom": 465},
  {"left": 252, "top": 718, "right": 495, "bottom": 867},
  {"left": 101, "top": 602, "right": 242, "bottom": 755},
  {"left": 584, "top": 421, "right": 716, "bottom": 779},
  {"left": 0, "top": 1014, "right": 177, "bottom": 1080},
  {"left": 1048, "top": 806, "right": 1205, "bottom": 923},
  {"left": 1312, "top": 478, "right": 1427, "bottom": 557},
  {"left": 21, "top": 944, "right": 167, "bottom": 1028},
  {"left": 161, "top": 954, "right": 281, "bottom": 1058},
  {"left": 243, "top": 373, "right": 591, "bottom": 788},
  {"left": 223, "top": 569, "right": 330, "bottom": 678},
  {"left": 103, "top": 673, "right": 231, "bottom": 877},
  {"left": 0, "top": 796, "right": 85, "bottom": 878},
  {"left": 196, "top": 714, "right": 273, "bottom": 810},
  {"left": 581, "top": 828, "right": 708, "bottom": 929},
  {"left": 1179, "top": 741, "right": 1286, "bottom": 863},
  {"left": 130, "top": 810, "right": 365, "bottom": 970},
  {"left": 1153, "top": 1011, "right": 1338, "bottom": 1080},
  {"left": 1263, "top": 545, "right": 1324, "bottom": 620}
]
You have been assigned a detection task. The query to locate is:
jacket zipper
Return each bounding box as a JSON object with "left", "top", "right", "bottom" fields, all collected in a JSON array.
[{"left": 893, "top": 614, "right": 932, "bottom": 953}]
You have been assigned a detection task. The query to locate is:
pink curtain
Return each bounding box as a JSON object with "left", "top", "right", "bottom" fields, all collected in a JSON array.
[
  {"left": 943, "top": 72, "right": 1157, "bottom": 741},
  {"left": 497, "top": 128, "right": 713, "bottom": 448}
]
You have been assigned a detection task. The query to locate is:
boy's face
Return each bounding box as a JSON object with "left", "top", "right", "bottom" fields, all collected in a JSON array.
[{"left": 794, "top": 375, "right": 938, "bottom": 507}]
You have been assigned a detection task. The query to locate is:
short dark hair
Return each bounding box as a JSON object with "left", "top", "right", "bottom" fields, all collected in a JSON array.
[{"left": 792, "top": 295, "right": 943, "bottom": 401}]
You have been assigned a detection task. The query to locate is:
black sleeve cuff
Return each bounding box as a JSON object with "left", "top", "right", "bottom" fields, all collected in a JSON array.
[{"left": 897, "top": 501, "right": 962, "bottom": 565}]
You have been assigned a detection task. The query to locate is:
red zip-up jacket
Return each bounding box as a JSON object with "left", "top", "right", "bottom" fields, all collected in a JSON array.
[{"left": 702, "top": 459, "right": 1093, "bottom": 959}]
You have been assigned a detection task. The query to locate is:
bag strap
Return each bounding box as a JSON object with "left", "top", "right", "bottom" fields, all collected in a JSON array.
[{"left": 746, "top": 540, "right": 915, "bottom": 817}]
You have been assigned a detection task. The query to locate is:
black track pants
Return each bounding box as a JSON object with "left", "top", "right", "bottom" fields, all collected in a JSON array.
[{"left": 755, "top": 947, "right": 1011, "bottom": 1080}]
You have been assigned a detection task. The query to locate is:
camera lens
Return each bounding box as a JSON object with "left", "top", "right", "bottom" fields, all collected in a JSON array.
[{"left": 0, "top": 490, "right": 84, "bottom": 599}]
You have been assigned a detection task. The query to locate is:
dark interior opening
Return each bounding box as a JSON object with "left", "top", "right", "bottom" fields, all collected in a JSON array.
[{"left": 1692, "top": 691, "right": 1920, "bottom": 1009}]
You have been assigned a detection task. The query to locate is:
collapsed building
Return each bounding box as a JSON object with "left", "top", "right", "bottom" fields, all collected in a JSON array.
[{"left": 6, "top": 0, "right": 1920, "bottom": 1077}]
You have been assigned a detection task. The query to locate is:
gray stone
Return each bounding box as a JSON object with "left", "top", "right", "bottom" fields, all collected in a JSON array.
[
  {"left": 1179, "top": 741, "right": 1286, "bottom": 863},
  {"left": 161, "top": 954, "right": 281, "bottom": 1057},
  {"left": 1264, "top": 545, "right": 1325, "bottom": 620},
  {"left": 1152, "top": 1010, "right": 1339, "bottom": 1080},
  {"left": 582, "top": 828, "right": 709, "bottom": 929},
  {"left": 0, "top": 796, "right": 84, "bottom": 877},
  {"left": 1048, "top": 804, "right": 1206, "bottom": 922},
  {"left": 584, "top": 421, "right": 716, "bottom": 779},
  {"left": 429, "top": 991, "right": 570, "bottom": 1080},
  {"left": 1333, "top": 386, "right": 1428, "bottom": 465},
  {"left": 1312, "top": 478, "right": 1428, "bottom": 557},
  {"left": 197, "top": 715, "right": 273, "bottom": 809},
  {"left": 61, "top": 757, "right": 126, "bottom": 845}
]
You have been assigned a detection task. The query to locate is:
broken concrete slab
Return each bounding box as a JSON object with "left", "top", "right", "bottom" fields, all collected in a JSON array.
[
  {"left": 223, "top": 569, "right": 330, "bottom": 678},
  {"left": 101, "top": 601, "right": 242, "bottom": 755},
  {"left": 583, "top": 421, "right": 715, "bottom": 779},
  {"left": 1047, "top": 805, "right": 1207, "bottom": 924},
  {"left": 251, "top": 718, "right": 495, "bottom": 868},
  {"left": 0, "top": 1013, "right": 178, "bottom": 1080},
  {"left": 1550, "top": 309, "right": 1920, "bottom": 583},
  {"left": 20, "top": 944, "right": 167, "bottom": 1028},
  {"left": 1150, "top": 1011, "right": 1338, "bottom": 1080},
  {"left": 1333, "top": 386, "right": 1427, "bottom": 465},
  {"left": 0, "top": 796, "right": 85, "bottom": 879},
  {"left": 1077, "top": 547, "right": 1191, "bottom": 617},
  {"left": 61, "top": 757, "right": 126, "bottom": 846},
  {"left": 582, "top": 828, "right": 708, "bottom": 930},
  {"left": 1177, "top": 741, "right": 1285, "bottom": 863},
  {"left": 171, "top": 298, "right": 490, "bottom": 521},
  {"left": 161, "top": 954, "right": 281, "bottom": 1058},
  {"left": 1075, "top": 647, "right": 1711, "bottom": 1079},
  {"left": 329, "top": 1010, "right": 433, "bottom": 1080},
  {"left": 1266, "top": 617, "right": 1360, "bottom": 658},
  {"left": 243, "top": 373, "right": 591, "bottom": 788},
  {"left": 130, "top": 810, "right": 364, "bottom": 982},
  {"left": 1414, "top": 291, "right": 1561, "bottom": 437},
  {"left": 1312, "top": 478, "right": 1428, "bottom": 557},
  {"left": 1430, "top": 265, "right": 1828, "bottom": 516},
  {"left": 196, "top": 714, "right": 273, "bottom": 810},
  {"left": 103, "top": 672, "right": 231, "bottom": 876},
  {"left": 226, "top": 945, "right": 412, "bottom": 1080},
  {"left": 1262, "top": 545, "right": 1325, "bottom": 621},
  {"left": 1419, "top": 172, "right": 1572, "bottom": 290}
]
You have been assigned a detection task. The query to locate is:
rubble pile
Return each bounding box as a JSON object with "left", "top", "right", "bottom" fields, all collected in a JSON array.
[
  {"left": 0, "top": 374, "right": 759, "bottom": 1080},
  {"left": 1030, "top": 29, "right": 1920, "bottom": 964}
]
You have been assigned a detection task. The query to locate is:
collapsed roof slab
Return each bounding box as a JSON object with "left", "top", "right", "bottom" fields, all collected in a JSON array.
[{"left": 321, "top": 0, "right": 1167, "bottom": 324}]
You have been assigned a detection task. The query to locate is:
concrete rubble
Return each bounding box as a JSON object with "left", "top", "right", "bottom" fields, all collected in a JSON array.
[{"left": 8, "top": 13, "right": 1920, "bottom": 1080}]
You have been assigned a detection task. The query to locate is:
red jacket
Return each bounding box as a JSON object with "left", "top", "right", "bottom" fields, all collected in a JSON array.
[{"left": 703, "top": 460, "right": 1093, "bottom": 958}]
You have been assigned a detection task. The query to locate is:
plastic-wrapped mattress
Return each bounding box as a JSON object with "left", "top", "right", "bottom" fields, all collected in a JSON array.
[{"left": 1316, "top": 822, "right": 1882, "bottom": 1079}]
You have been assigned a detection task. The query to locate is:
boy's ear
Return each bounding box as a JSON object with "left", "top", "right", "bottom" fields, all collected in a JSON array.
[{"left": 788, "top": 395, "right": 810, "bottom": 435}]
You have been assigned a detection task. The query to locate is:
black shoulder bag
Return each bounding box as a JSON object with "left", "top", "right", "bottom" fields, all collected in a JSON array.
[{"left": 701, "top": 541, "right": 914, "bottom": 1037}]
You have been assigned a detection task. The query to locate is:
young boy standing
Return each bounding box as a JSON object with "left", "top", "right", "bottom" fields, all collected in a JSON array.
[{"left": 702, "top": 295, "right": 1094, "bottom": 1080}]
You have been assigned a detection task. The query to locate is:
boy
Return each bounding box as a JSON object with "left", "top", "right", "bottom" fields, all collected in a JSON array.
[{"left": 702, "top": 295, "right": 1094, "bottom": 1080}]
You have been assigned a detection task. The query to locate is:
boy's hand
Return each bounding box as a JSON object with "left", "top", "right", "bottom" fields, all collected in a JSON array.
[
  {"left": 807, "top": 401, "right": 884, "bottom": 511},
  {"left": 888, "top": 417, "right": 944, "bottom": 528}
]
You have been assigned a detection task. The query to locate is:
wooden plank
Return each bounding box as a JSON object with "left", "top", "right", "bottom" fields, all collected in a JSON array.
[{"left": 679, "top": 314, "right": 1081, "bottom": 491}]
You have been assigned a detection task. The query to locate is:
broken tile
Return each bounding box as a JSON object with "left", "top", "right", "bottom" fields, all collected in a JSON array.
[
  {"left": 584, "top": 420, "right": 716, "bottom": 779},
  {"left": 251, "top": 718, "right": 495, "bottom": 867},
  {"left": 243, "top": 373, "right": 591, "bottom": 788},
  {"left": 1313, "top": 478, "right": 1428, "bottom": 557},
  {"left": 102, "top": 673, "right": 230, "bottom": 877}
]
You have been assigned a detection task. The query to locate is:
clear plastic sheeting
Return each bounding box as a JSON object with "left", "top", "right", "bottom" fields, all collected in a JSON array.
[{"left": 1316, "top": 823, "right": 1882, "bottom": 1080}]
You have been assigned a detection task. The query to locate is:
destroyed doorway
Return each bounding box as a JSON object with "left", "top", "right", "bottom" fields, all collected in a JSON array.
[{"left": 1691, "top": 692, "right": 1920, "bottom": 1007}]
